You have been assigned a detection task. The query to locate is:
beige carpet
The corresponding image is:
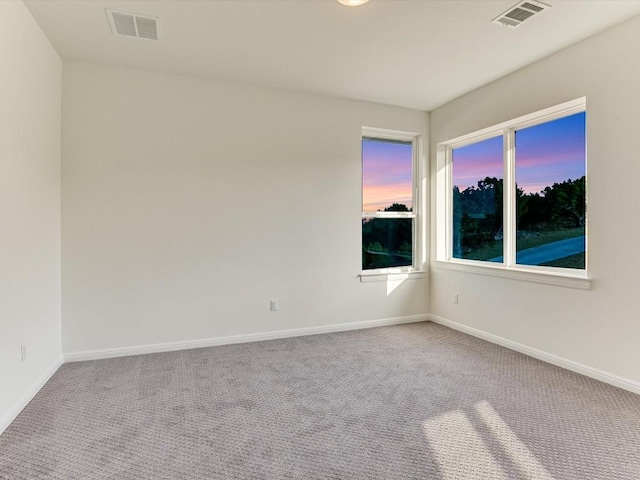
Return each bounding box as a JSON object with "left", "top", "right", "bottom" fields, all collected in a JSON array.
[{"left": 1, "top": 322, "right": 639, "bottom": 479}]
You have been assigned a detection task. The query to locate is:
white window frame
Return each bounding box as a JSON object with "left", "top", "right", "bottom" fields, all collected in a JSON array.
[
  {"left": 360, "top": 127, "right": 426, "bottom": 281},
  {"left": 435, "top": 98, "right": 591, "bottom": 290}
]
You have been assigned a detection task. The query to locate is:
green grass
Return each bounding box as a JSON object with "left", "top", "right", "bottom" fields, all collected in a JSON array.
[
  {"left": 461, "top": 240, "right": 503, "bottom": 261},
  {"left": 461, "top": 227, "right": 585, "bottom": 261},
  {"left": 516, "top": 227, "right": 585, "bottom": 251},
  {"left": 540, "top": 252, "right": 585, "bottom": 269}
]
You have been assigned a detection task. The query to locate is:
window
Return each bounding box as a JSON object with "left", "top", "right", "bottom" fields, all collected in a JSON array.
[
  {"left": 514, "top": 113, "right": 586, "bottom": 269},
  {"left": 361, "top": 128, "right": 418, "bottom": 272},
  {"left": 452, "top": 135, "right": 504, "bottom": 262},
  {"left": 438, "top": 98, "right": 587, "bottom": 282}
]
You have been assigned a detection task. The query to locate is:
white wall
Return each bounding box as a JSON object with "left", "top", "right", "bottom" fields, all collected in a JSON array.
[
  {"left": 430, "top": 15, "right": 640, "bottom": 384},
  {"left": 62, "top": 62, "right": 429, "bottom": 354},
  {"left": 0, "top": 1, "right": 62, "bottom": 431}
]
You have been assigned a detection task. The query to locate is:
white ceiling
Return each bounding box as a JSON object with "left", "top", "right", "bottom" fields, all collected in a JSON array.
[{"left": 25, "top": 0, "right": 640, "bottom": 111}]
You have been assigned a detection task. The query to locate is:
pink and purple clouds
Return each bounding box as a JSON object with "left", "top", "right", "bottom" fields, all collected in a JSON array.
[
  {"left": 452, "top": 135, "right": 503, "bottom": 192},
  {"left": 362, "top": 139, "right": 413, "bottom": 212},
  {"left": 452, "top": 112, "right": 586, "bottom": 194},
  {"left": 515, "top": 112, "right": 586, "bottom": 194}
]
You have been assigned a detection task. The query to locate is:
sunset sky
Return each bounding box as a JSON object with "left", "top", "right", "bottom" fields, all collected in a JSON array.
[
  {"left": 452, "top": 112, "right": 586, "bottom": 194},
  {"left": 362, "top": 112, "right": 585, "bottom": 212},
  {"left": 362, "top": 138, "right": 413, "bottom": 212}
]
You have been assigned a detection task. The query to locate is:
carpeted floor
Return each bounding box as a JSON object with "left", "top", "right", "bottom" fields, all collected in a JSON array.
[{"left": 1, "top": 322, "right": 639, "bottom": 480}]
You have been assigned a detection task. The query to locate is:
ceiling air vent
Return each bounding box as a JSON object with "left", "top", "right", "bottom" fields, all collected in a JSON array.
[
  {"left": 492, "top": 0, "right": 550, "bottom": 28},
  {"left": 106, "top": 9, "right": 159, "bottom": 40}
]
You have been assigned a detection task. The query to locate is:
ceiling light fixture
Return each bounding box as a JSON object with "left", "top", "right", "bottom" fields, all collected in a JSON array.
[{"left": 337, "top": 0, "right": 370, "bottom": 6}]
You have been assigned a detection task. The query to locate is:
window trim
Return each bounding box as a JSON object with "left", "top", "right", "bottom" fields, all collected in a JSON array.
[
  {"left": 360, "top": 127, "right": 425, "bottom": 277},
  {"left": 436, "top": 98, "right": 591, "bottom": 289}
]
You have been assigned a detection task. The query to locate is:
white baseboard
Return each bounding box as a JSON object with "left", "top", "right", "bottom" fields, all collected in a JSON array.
[
  {"left": 428, "top": 314, "right": 640, "bottom": 395},
  {"left": 5, "top": 314, "right": 637, "bottom": 438},
  {"left": 0, "top": 356, "right": 63, "bottom": 436},
  {"left": 64, "top": 314, "right": 430, "bottom": 363}
]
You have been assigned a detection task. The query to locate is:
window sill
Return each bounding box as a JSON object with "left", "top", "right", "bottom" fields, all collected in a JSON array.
[
  {"left": 434, "top": 260, "right": 591, "bottom": 290},
  {"left": 359, "top": 270, "right": 426, "bottom": 283}
]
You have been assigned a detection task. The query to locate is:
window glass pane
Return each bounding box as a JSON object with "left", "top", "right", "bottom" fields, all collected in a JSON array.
[
  {"left": 452, "top": 136, "right": 503, "bottom": 262},
  {"left": 515, "top": 112, "right": 586, "bottom": 269},
  {"left": 362, "top": 218, "right": 413, "bottom": 270},
  {"left": 362, "top": 138, "right": 413, "bottom": 212}
]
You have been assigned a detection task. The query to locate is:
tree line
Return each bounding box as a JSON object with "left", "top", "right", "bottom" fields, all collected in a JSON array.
[
  {"left": 453, "top": 176, "right": 585, "bottom": 254},
  {"left": 361, "top": 175, "right": 585, "bottom": 267},
  {"left": 362, "top": 203, "right": 412, "bottom": 269}
]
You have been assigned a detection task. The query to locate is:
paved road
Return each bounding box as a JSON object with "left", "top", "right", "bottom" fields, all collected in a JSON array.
[{"left": 491, "top": 236, "right": 585, "bottom": 265}]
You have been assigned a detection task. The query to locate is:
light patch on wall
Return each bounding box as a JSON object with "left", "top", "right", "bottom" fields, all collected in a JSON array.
[{"left": 386, "top": 273, "right": 408, "bottom": 295}]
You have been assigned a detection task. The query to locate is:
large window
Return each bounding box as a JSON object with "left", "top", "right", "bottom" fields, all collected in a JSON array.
[
  {"left": 362, "top": 130, "right": 417, "bottom": 271},
  {"left": 441, "top": 99, "right": 587, "bottom": 276}
]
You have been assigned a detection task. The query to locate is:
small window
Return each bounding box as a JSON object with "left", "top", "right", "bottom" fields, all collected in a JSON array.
[
  {"left": 362, "top": 131, "right": 416, "bottom": 271},
  {"left": 439, "top": 98, "right": 587, "bottom": 277}
]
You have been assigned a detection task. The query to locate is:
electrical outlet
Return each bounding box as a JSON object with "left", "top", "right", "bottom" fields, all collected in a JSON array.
[
  {"left": 270, "top": 300, "right": 278, "bottom": 312},
  {"left": 20, "top": 344, "right": 27, "bottom": 362},
  {"left": 454, "top": 294, "right": 459, "bottom": 305}
]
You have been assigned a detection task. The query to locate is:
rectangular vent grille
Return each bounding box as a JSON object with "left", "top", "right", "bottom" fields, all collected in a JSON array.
[
  {"left": 505, "top": 8, "right": 536, "bottom": 22},
  {"left": 492, "top": 0, "right": 549, "bottom": 28},
  {"left": 107, "top": 9, "right": 159, "bottom": 40},
  {"left": 521, "top": 2, "right": 544, "bottom": 13}
]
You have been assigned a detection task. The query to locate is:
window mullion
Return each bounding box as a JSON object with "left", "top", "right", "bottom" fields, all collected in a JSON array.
[
  {"left": 413, "top": 137, "right": 420, "bottom": 269},
  {"left": 362, "top": 212, "right": 415, "bottom": 219},
  {"left": 503, "top": 128, "right": 516, "bottom": 267},
  {"left": 445, "top": 145, "right": 453, "bottom": 261}
]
